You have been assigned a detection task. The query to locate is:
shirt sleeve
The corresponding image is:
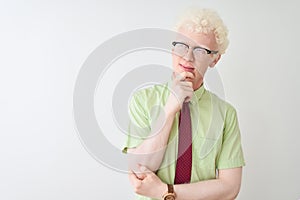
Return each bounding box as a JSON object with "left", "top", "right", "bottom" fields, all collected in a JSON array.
[
  {"left": 216, "top": 105, "right": 245, "bottom": 169},
  {"left": 122, "top": 91, "right": 151, "bottom": 154}
]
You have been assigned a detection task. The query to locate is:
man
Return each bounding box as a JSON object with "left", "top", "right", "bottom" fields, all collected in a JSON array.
[{"left": 123, "top": 8, "right": 245, "bottom": 200}]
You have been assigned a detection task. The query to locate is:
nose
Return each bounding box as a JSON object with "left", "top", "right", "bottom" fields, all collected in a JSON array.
[{"left": 183, "top": 48, "right": 194, "bottom": 62}]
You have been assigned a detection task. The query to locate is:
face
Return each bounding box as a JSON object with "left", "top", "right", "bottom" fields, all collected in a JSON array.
[{"left": 172, "top": 28, "right": 221, "bottom": 90}]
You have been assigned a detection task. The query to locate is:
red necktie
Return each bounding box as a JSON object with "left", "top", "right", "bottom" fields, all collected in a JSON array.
[{"left": 174, "top": 102, "right": 192, "bottom": 184}]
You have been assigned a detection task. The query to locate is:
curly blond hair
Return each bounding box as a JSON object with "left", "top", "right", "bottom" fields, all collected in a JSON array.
[{"left": 175, "top": 8, "right": 229, "bottom": 54}]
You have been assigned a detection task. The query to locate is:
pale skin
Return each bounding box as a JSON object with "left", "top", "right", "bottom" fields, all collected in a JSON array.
[{"left": 127, "top": 28, "right": 243, "bottom": 199}]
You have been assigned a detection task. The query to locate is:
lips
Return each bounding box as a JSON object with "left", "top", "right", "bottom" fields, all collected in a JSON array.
[{"left": 179, "top": 63, "right": 194, "bottom": 73}]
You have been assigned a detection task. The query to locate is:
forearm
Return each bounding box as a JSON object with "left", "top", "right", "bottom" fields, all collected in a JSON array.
[
  {"left": 127, "top": 73, "right": 194, "bottom": 173},
  {"left": 128, "top": 104, "right": 177, "bottom": 172},
  {"left": 129, "top": 167, "right": 242, "bottom": 200},
  {"left": 174, "top": 179, "right": 237, "bottom": 200},
  {"left": 173, "top": 168, "right": 242, "bottom": 200}
]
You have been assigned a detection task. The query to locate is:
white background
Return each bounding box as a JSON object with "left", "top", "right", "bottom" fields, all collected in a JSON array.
[{"left": 1, "top": 0, "right": 300, "bottom": 199}]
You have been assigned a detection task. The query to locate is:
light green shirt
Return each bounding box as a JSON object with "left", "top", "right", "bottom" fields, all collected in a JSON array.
[{"left": 123, "top": 82, "right": 245, "bottom": 200}]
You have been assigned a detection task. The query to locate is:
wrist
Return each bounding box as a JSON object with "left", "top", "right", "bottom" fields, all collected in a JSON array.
[
  {"left": 158, "top": 183, "right": 168, "bottom": 199},
  {"left": 161, "top": 184, "right": 176, "bottom": 200},
  {"left": 164, "top": 100, "right": 180, "bottom": 116}
]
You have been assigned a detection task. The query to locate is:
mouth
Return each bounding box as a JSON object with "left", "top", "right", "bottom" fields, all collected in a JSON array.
[{"left": 179, "top": 63, "right": 195, "bottom": 73}]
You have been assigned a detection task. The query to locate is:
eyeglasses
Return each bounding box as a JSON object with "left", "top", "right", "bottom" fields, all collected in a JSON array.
[{"left": 172, "top": 41, "right": 218, "bottom": 60}]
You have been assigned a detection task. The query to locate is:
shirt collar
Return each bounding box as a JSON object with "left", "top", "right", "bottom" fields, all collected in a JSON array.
[
  {"left": 166, "top": 80, "right": 206, "bottom": 104},
  {"left": 190, "top": 84, "right": 205, "bottom": 104}
]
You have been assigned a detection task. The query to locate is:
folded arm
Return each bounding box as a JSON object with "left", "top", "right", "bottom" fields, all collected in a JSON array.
[
  {"left": 127, "top": 72, "right": 194, "bottom": 175},
  {"left": 127, "top": 104, "right": 177, "bottom": 173},
  {"left": 174, "top": 167, "right": 242, "bottom": 200},
  {"left": 129, "top": 166, "right": 243, "bottom": 200}
]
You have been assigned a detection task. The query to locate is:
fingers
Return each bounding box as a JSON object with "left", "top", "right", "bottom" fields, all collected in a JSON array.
[
  {"left": 128, "top": 166, "right": 153, "bottom": 187},
  {"left": 129, "top": 165, "right": 152, "bottom": 182},
  {"left": 131, "top": 168, "right": 147, "bottom": 180},
  {"left": 135, "top": 164, "right": 149, "bottom": 180},
  {"left": 129, "top": 166, "right": 161, "bottom": 197},
  {"left": 173, "top": 72, "right": 194, "bottom": 94},
  {"left": 179, "top": 81, "right": 193, "bottom": 90},
  {"left": 173, "top": 71, "right": 194, "bottom": 82},
  {"left": 175, "top": 78, "right": 194, "bottom": 102},
  {"left": 128, "top": 170, "right": 142, "bottom": 188},
  {"left": 167, "top": 71, "right": 194, "bottom": 113}
]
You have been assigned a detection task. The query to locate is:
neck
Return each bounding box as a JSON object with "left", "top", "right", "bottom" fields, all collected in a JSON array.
[{"left": 193, "top": 82, "right": 203, "bottom": 91}]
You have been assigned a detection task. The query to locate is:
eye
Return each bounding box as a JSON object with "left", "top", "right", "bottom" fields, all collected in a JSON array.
[
  {"left": 173, "top": 43, "right": 188, "bottom": 56},
  {"left": 175, "top": 43, "right": 187, "bottom": 49},
  {"left": 193, "top": 47, "right": 207, "bottom": 55}
]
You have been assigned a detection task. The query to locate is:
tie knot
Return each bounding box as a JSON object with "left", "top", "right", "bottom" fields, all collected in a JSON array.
[{"left": 182, "top": 102, "right": 190, "bottom": 112}]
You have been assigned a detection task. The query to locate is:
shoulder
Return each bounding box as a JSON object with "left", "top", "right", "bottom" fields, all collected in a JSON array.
[
  {"left": 130, "top": 82, "right": 170, "bottom": 105},
  {"left": 204, "top": 89, "right": 238, "bottom": 118}
]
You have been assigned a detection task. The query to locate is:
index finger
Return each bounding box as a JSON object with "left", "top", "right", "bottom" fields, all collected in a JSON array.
[
  {"left": 181, "top": 71, "right": 194, "bottom": 80},
  {"left": 175, "top": 71, "right": 194, "bottom": 81}
]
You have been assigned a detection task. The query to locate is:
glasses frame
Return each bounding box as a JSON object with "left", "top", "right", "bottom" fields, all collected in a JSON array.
[{"left": 172, "top": 41, "right": 219, "bottom": 56}]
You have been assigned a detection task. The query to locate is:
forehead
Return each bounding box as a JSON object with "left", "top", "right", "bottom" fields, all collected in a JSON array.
[{"left": 175, "top": 28, "right": 218, "bottom": 50}]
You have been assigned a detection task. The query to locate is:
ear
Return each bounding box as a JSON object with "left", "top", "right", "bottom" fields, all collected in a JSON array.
[
  {"left": 171, "top": 47, "right": 176, "bottom": 56},
  {"left": 209, "top": 54, "right": 221, "bottom": 68}
]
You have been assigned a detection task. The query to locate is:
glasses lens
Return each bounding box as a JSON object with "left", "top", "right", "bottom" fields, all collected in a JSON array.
[
  {"left": 193, "top": 48, "right": 207, "bottom": 59},
  {"left": 173, "top": 43, "right": 187, "bottom": 56}
]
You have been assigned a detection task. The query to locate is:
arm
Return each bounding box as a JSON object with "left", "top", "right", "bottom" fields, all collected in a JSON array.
[
  {"left": 173, "top": 106, "right": 244, "bottom": 200},
  {"left": 127, "top": 72, "right": 194, "bottom": 174},
  {"left": 127, "top": 103, "right": 177, "bottom": 172},
  {"left": 174, "top": 167, "right": 242, "bottom": 200},
  {"left": 129, "top": 166, "right": 242, "bottom": 200}
]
